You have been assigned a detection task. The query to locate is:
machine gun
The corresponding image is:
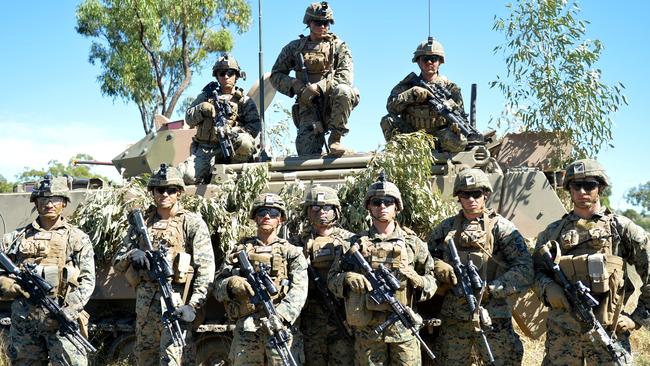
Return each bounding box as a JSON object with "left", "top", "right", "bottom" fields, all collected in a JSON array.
[
  {"left": 297, "top": 53, "right": 330, "bottom": 155},
  {"left": 207, "top": 83, "right": 236, "bottom": 161},
  {"left": 349, "top": 246, "right": 436, "bottom": 361},
  {"left": 538, "top": 243, "right": 628, "bottom": 366},
  {"left": 414, "top": 78, "right": 484, "bottom": 144},
  {"left": 238, "top": 250, "right": 298, "bottom": 366},
  {"left": 130, "top": 209, "right": 187, "bottom": 348},
  {"left": 307, "top": 264, "right": 353, "bottom": 340},
  {"left": 446, "top": 238, "right": 495, "bottom": 364},
  {"left": 0, "top": 252, "right": 96, "bottom": 354}
]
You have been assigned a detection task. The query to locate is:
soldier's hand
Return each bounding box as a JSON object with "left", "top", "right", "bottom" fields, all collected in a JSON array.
[
  {"left": 544, "top": 282, "right": 570, "bottom": 310},
  {"left": 488, "top": 280, "right": 507, "bottom": 299},
  {"left": 0, "top": 276, "right": 30, "bottom": 299},
  {"left": 291, "top": 79, "right": 305, "bottom": 95},
  {"left": 433, "top": 260, "right": 457, "bottom": 286},
  {"left": 128, "top": 249, "right": 150, "bottom": 271},
  {"left": 268, "top": 314, "right": 286, "bottom": 332},
  {"left": 174, "top": 304, "right": 197, "bottom": 323},
  {"left": 616, "top": 315, "right": 638, "bottom": 333},
  {"left": 228, "top": 276, "right": 255, "bottom": 299},
  {"left": 299, "top": 84, "right": 321, "bottom": 106},
  {"left": 399, "top": 266, "right": 425, "bottom": 289},
  {"left": 344, "top": 272, "right": 372, "bottom": 294},
  {"left": 199, "top": 102, "right": 216, "bottom": 118},
  {"left": 409, "top": 86, "right": 432, "bottom": 103}
]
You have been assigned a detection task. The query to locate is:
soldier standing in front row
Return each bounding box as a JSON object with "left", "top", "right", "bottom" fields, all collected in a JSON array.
[
  {"left": 180, "top": 53, "right": 261, "bottom": 184},
  {"left": 428, "top": 168, "right": 533, "bottom": 365},
  {"left": 329, "top": 175, "right": 438, "bottom": 366},
  {"left": 534, "top": 159, "right": 650, "bottom": 365},
  {"left": 0, "top": 176, "right": 95, "bottom": 365},
  {"left": 113, "top": 165, "right": 215, "bottom": 366},
  {"left": 380, "top": 38, "right": 467, "bottom": 152},
  {"left": 271, "top": 1, "right": 358, "bottom": 156},
  {"left": 291, "top": 185, "right": 355, "bottom": 365},
  {"left": 214, "top": 193, "right": 308, "bottom": 365}
]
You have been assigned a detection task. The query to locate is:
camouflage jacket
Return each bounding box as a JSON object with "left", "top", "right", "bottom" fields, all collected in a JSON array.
[
  {"left": 270, "top": 32, "right": 354, "bottom": 98},
  {"left": 386, "top": 72, "right": 464, "bottom": 117},
  {"left": 1, "top": 217, "right": 96, "bottom": 313},
  {"left": 429, "top": 209, "right": 533, "bottom": 319},
  {"left": 534, "top": 208, "right": 650, "bottom": 329},
  {"left": 328, "top": 223, "right": 437, "bottom": 342},
  {"left": 185, "top": 82, "right": 261, "bottom": 145},
  {"left": 213, "top": 236, "right": 308, "bottom": 331},
  {"left": 113, "top": 206, "right": 215, "bottom": 309}
]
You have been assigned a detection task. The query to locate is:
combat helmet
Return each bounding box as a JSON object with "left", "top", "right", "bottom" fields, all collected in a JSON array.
[
  {"left": 212, "top": 53, "right": 244, "bottom": 79},
  {"left": 303, "top": 184, "right": 341, "bottom": 216},
  {"left": 147, "top": 164, "right": 185, "bottom": 190},
  {"left": 250, "top": 193, "right": 287, "bottom": 219},
  {"left": 30, "top": 174, "right": 71, "bottom": 203},
  {"left": 453, "top": 168, "right": 492, "bottom": 196},
  {"left": 364, "top": 172, "right": 403, "bottom": 210},
  {"left": 563, "top": 159, "right": 610, "bottom": 190},
  {"left": 412, "top": 36, "right": 445, "bottom": 63},
  {"left": 303, "top": 1, "right": 334, "bottom": 25}
]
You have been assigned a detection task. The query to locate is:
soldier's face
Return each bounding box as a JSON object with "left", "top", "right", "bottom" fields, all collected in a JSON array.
[
  {"left": 309, "top": 20, "right": 330, "bottom": 40},
  {"left": 418, "top": 55, "right": 441, "bottom": 77},
  {"left": 35, "top": 196, "right": 67, "bottom": 220},
  {"left": 153, "top": 186, "right": 181, "bottom": 209},
  {"left": 569, "top": 179, "right": 600, "bottom": 209},
  {"left": 217, "top": 69, "right": 237, "bottom": 90},
  {"left": 256, "top": 207, "right": 283, "bottom": 233},
  {"left": 367, "top": 196, "right": 397, "bottom": 223},
  {"left": 458, "top": 190, "right": 486, "bottom": 216},
  {"left": 308, "top": 204, "right": 336, "bottom": 226}
]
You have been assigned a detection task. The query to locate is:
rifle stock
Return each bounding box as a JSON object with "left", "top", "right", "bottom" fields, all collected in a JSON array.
[{"left": 209, "top": 86, "right": 236, "bottom": 161}]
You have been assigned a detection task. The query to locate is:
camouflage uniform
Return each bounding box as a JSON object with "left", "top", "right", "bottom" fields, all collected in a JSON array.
[
  {"left": 0, "top": 177, "right": 95, "bottom": 366},
  {"left": 428, "top": 209, "right": 533, "bottom": 365},
  {"left": 329, "top": 224, "right": 437, "bottom": 366},
  {"left": 270, "top": 3, "right": 358, "bottom": 156},
  {"left": 292, "top": 226, "right": 355, "bottom": 366},
  {"left": 214, "top": 237, "right": 308, "bottom": 365}
]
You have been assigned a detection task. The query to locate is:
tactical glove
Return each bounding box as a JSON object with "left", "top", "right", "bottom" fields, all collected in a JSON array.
[
  {"left": 488, "top": 280, "right": 507, "bottom": 299},
  {"left": 544, "top": 282, "right": 570, "bottom": 310},
  {"left": 291, "top": 79, "right": 305, "bottom": 96},
  {"left": 174, "top": 304, "right": 197, "bottom": 323},
  {"left": 267, "top": 314, "right": 286, "bottom": 332},
  {"left": 299, "top": 84, "right": 321, "bottom": 106},
  {"left": 399, "top": 266, "right": 425, "bottom": 289},
  {"left": 616, "top": 315, "right": 639, "bottom": 333},
  {"left": 228, "top": 276, "right": 255, "bottom": 299},
  {"left": 433, "top": 260, "right": 457, "bottom": 286},
  {"left": 199, "top": 102, "right": 216, "bottom": 118},
  {"left": 128, "top": 249, "right": 150, "bottom": 271},
  {"left": 0, "top": 276, "right": 30, "bottom": 299},
  {"left": 409, "top": 86, "right": 432, "bottom": 103},
  {"left": 344, "top": 272, "right": 372, "bottom": 294}
]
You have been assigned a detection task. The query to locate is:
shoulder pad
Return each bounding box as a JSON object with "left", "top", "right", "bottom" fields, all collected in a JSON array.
[{"left": 201, "top": 81, "right": 220, "bottom": 93}]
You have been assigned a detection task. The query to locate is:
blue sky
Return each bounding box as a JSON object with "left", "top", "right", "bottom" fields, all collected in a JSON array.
[{"left": 0, "top": 1, "right": 648, "bottom": 210}]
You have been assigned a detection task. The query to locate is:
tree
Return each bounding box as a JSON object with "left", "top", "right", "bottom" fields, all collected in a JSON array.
[
  {"left": 16, "top": 153, "right": 112, "bottom": 184},
  {"left": 76, "top": 0, "right": 252, "bottom": 133},
  {"left": 0, "top": 175, "right": 14, "bottom": 193},
  {"left": 491, "top": 0, "right": 627, "bottom": 164},
  {"left": 626, "top": 181, "right": 650, "bottom": 214}
]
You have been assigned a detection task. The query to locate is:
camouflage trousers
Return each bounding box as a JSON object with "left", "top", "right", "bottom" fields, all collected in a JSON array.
[
  {"left": 135, "top": 283, "right": 195, "bottom": 366},
  {"left": 229, "top": 324, "right": 304, "bottom": 366},
  {"left": 179, "top": 133, "right": 256, "bottom": 184},
  {"left": 433, "top": 317, "right": 523, "bottom": 366},
  {"left": 8, "top": 299, "right": 88, "bottom": 366},
  {"left": 300, "top": 301, "right": 354, "bottom": 366},
  {"left": 380, "top": 114, "right": 467, "bottom": 152},
  {"left": 354, "top": 330, "right": 421, "bottom": 366},
  {"left": 542, "top": 315, "right": 632, "bottom": 366},
  {"left": 295, "top": 84, "right": 358, "bottom": 156}
]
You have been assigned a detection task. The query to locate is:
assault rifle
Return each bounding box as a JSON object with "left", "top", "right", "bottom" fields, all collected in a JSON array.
[
  {"left": 349, "top": 246, "right": 436, "bottom": 361},
  {"left": 208, "top": 83, "right": 236, "bottom": 161},
  {"left": 538, "top": 243, "right": 628, "bottom": 366},
  {"left": 307, "top": 264, "right": 353, "bottom": 340},
  {"left": 414, "top": 78, "right": 484, "bottom": 143},
  {"left": 446, "top": 238, "right": 495, "bottom": 364},
  {"left": 238, "top": 250, "right": 298, "bottom": 366},
  {"left": 0, "top": 252, "right": 96, "bottom": 354},
  {"left": 131, "top": 209, "right": 186, "bottom": 348},
  {"left": 297, "top": 53, "right": 330, "bottom": 155}
]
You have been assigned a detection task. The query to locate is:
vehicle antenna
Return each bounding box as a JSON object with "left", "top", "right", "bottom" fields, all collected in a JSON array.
[{"left": 258, "top": 0, "right": 270, "bottom": 161}]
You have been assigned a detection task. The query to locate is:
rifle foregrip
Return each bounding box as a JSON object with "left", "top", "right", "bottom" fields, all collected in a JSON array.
[{"left": 0, "top": 252, "right": 20, "bottom": 275}]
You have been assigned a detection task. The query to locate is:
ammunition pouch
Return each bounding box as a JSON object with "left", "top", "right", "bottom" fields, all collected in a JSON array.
[
  {"left": 173, "top": 252, "right": 193, "bottom": 284},
  {"left": 62, "top": 265, "right": 81, "bottom": 288},
  {"left": 345, "top": 291, "right": 372, "bottom": 327}
]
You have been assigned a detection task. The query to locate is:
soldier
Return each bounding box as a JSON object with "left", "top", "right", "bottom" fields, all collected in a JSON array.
[
  {"left": 380, "top": 38, "right": 467, "bottom": 152},
  {"left": 328, "top": 175, "right": 438, "bottom": 366},
  {"left": 180, "top": 53, "right": 261, "bottom": 184},
  {"left": 214, "top": 193, "right": 308, "bottom": 365},
  {"left": 291, "top": 185, "right": 355, "bottom": 365},
  {"left": 112, "top": 164, "right": 215, "bottom": 366},
  {"left": 428, "top": 168, "right": 533, "bottom": 365},
  {"left": 270, "top": 1, "right": 358, "bottom": 156},
  {"left": 0, "top": 175, "right": 95, "bottom": 365},
  {"left": 533, "top": 159, "right": 650, "bottom": 365}
]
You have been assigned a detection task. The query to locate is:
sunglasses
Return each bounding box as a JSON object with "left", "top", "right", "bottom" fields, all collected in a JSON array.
[
  {"left": 420, "top": 55, "right": 441, "bottom": 63},
  {"left": 458, "top": 190, "right": 484, "bottom": 199},
  {"left": 312, "top": 19, "right": 330, "bottom": 27},
  {"left": 370, "top": 197, "right": 396, "bottom": 207},
  {"left": 217, "top": 69, "right": 237, "bottom": 78},
  {"left": 310, "top": 205, "right": 334, "bottom": 212},
  {"left": 36, "top": 196, "right": 66, "bottom": 205},
  {"left": 570, "top": 180, "right": 599, "bottom": 192},
  {"left": 256, "top": 207, "right": 282, "bottom": 218},
  {"left": 154, "top": 187, "right": 180, "bottom": 195}
]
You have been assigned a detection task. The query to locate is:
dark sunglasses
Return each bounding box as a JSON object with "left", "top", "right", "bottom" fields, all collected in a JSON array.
[
  {"left": 154, "top": 186, "right": 179, "bottom": 195},
  {"left": 256, "top": 207, "right": 282, "bottom": 218},
  {"left": 458, "top": 190, "right": 484, "bottom": 199},
  {"left": 420, "top": 55, "right": 441, "bottom": 63},
  {"left": 217, "top": 69, "right": 237, "bottom": 78},
  {"left": 312, "top": 19, "right": 330, "bottom": 27},
  {"left": 370, "top": 197, "right": 396, "bottom": 207},
  {"left": 570, "top": 180, "right": 599, "bottom": 192},
  {"left": 310, "top": 204, "right": 334, "bottom": 212},
  {"left": 36, "top": 196, "right": 66, "bottom": 205}
]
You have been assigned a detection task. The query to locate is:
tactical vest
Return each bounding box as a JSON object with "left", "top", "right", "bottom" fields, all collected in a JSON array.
[
  {"left": 195, "top": 88, "right": 244, "bottom": 144},
  {"left": 295, "top": 35, "right": 336, "bottom": 84},
  {"left": 451, "top": 210, "right": 504, "bottom": 283},
  {"left": 304, "top": 235, "right": 340, "bottom": 290},
  {"left": 402, "top": 76, "right": 452, "bottom": 132},
  {"left": 550, "top": 213, "right": 625, "bottom": 325}
]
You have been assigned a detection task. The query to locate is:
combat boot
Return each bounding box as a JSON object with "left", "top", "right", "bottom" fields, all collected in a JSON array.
[{"left": 327, "top": 132, "right": 354, "bottom": 156}]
